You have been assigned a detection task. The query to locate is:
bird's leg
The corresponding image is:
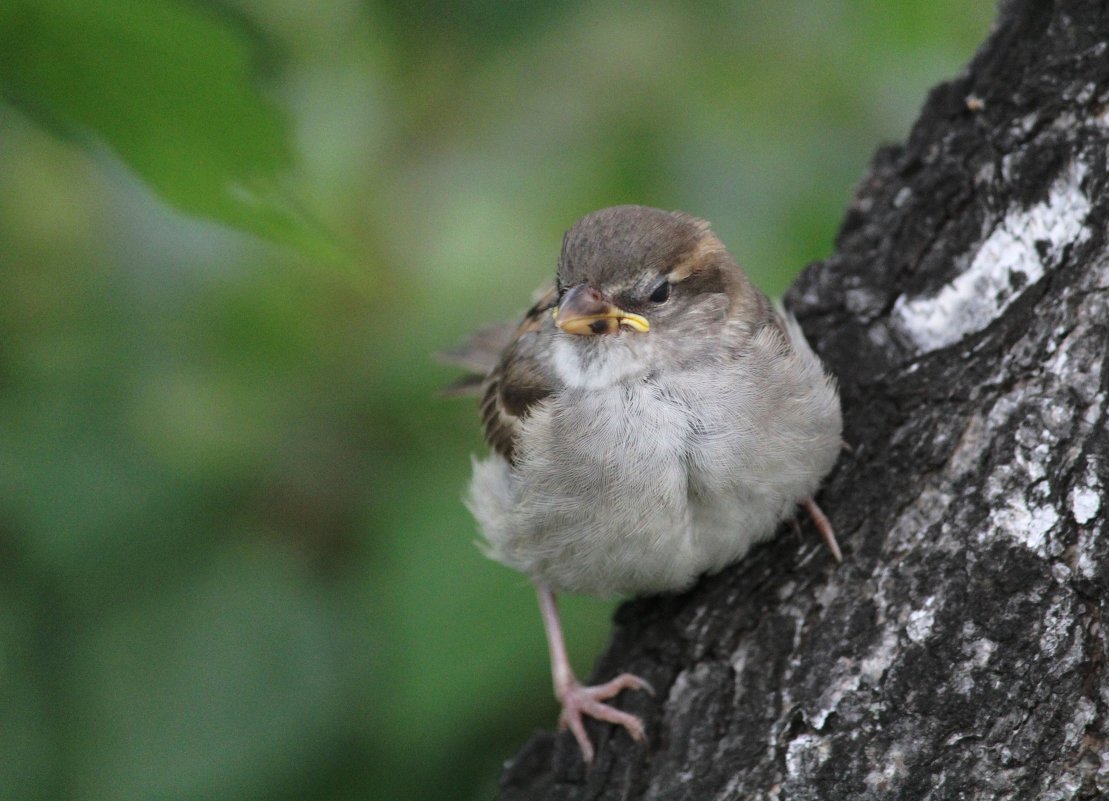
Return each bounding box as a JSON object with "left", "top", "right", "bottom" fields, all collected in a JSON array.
[
  {"left": 801, "top": 497, "right": 842, "bottom": 562},
  {"left": 534, "top": 582, "right": 652, "bottom": 763}
]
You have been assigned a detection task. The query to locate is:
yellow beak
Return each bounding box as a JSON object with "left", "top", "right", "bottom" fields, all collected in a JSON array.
[{"left": 553, "top": 284, "right": 650, "bottom": 336}]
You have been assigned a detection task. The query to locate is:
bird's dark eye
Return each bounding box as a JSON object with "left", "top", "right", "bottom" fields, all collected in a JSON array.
[{"left": 649, "top": 279, "right": 671, "bottom": 303}]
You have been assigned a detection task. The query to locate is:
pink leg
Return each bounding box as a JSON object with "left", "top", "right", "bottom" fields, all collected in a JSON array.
[
  {"left": 802, "top": 497, "right": 842, "bottom": 562},
  {"left": 535, "top": 583, "right": 653, "bottom": 763}
]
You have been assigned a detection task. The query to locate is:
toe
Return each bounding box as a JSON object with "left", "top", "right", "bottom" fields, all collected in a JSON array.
[
  {"left": 603, "top": 707, "right": 645, "bottom": 743},
  {"left": 560, "top": 709, "right": 595, "bottom": 763},
  {"left": 591, "top": 672, "right": 654, "bottom": 699}
]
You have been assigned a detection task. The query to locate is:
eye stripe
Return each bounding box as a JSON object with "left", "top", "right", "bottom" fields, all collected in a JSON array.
[{"left": 667, "top": 235, "right": 726, "bottom": 282}]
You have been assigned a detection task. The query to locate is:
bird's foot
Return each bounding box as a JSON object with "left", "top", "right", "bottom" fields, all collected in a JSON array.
[{"left": 557, "top": 673, "right": 653, "bottom": 763}]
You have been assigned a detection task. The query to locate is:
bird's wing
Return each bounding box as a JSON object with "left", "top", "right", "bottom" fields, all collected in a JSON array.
[
  {"left": 440, "top": 284, "right": 561, "bottom": 461},
  {"left": 480, "top": 284, "right": 561, "bottom": 463},
  {"left": 436, "top": 322, "right": 518, "bottom": 380}
]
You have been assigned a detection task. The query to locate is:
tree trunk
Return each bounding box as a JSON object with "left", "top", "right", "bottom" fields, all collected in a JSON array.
[{"left": 497, "top": 1, "right": 1109, "bottom": 798}]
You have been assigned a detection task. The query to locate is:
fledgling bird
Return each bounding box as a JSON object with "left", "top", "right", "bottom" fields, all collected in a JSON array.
[{"left": 444, "top": 205, "right": 842, "bottom": 763}]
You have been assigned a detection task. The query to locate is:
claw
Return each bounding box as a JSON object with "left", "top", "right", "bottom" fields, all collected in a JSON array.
[{"left": 802, "top": 497, "right": 842, "bottom": 562}]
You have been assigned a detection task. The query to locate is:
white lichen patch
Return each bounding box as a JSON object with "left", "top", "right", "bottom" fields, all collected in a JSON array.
[
  {"left": 785, "top": 733, "right": 831, "bottom": 779},
  {"left": 988, "top": 501, "right": 1060, "bottom": 554},
  {"left": 863, "top": 744, "right": 909, "bottom": 793},
  {"left": 1075, "top": 529, "right": 1100, "bottom": 581},
  {"left": 966, "top": 637, "right": 997, "bottom": 667},
  {"left": 860, "top": 629, "right": 900, "bottom": 683},
  {"left": 1071, "top": 486, "right": 1101, "bottom": 524},
  {"left": 807, "top": 656, "right": 861, "bottom": 730},
  {"left": 1037, "top": 595, "right": 1073, "bottom": 658},
  {"left": 775, "top": 579, "right": 798, "bottom": 603},
  {"left": 802, "top": 621, "right": 899, "bottom": 731},
  {"left": 977, "top": 387, "right": 1068, "bottom": 555},
  {"left": 729, "top": 636, "right": 755, "bottom": 677},
  {"left": 906, "top": 598, "right": 937, "bottom": 644},
  {"left": 885, "top": 488, "right": 954, "bottom": 552},
  {"left": 953, "top": 636, "right": 998, "bottom": 694},
  {"left": 954, "top": 674, "right": 977, "bottom": 695},
  {"left": 667, "top": 662, "right": 716, "bottom": 708},
  {"left": 892, "top": 160, "right": 1091, "bottom": 353},
  {"left": 1071, "top": 460, "right": 1102, "bottom": 524},
  {"left": 1013, "top": 113, "right": 1039, "bottom": 137},
  {"left": 1074, "top": 460, "right": 1104, "bottom": 580},
  {"left": 1062, "top": 697, "right": 1096, "bottom": 750}
]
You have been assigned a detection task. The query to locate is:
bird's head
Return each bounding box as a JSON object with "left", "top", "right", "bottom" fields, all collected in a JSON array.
[{"left": 550, "top": 205, "right": 749, "bottom": 387}]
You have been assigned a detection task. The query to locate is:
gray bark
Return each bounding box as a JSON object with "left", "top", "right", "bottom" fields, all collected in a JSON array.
[{"left": 497, "top": 0, "right": 1109, "bottom": 798}]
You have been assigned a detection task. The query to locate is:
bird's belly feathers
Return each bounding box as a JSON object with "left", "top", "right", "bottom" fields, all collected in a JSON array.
[{"left": 468, "top": 369, "right": 839, "bottom": 597}]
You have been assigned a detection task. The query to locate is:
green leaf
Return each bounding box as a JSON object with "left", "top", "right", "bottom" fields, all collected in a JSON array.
[{"left": 0, "top": 0, "right": 342, "bottom": 260}]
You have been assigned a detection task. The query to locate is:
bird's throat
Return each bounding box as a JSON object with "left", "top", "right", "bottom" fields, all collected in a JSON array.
[{"left": 550, "top": 337, "right": 650, "bottom": 389}]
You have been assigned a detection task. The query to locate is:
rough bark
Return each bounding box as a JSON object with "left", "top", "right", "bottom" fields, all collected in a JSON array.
[{"left": 497, "top": 1, "right": 1109, "bottom": 798}]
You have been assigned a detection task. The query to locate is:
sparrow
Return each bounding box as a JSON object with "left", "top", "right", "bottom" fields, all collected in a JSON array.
[{"left": 443, "top": 205, "right": 842, "bottom": 763}]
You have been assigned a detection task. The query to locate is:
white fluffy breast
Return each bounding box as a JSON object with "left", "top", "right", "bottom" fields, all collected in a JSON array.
[
  {"left": 467, "top": 322, "right": 842, "bottom": 597},
  {"left": 469, "top": 381, "right": 696, "bottom": 596}
]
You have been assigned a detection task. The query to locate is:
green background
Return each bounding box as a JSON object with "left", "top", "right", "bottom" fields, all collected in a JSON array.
[{"left": 0, "top": 2, "right": 991, "bottom": 799}]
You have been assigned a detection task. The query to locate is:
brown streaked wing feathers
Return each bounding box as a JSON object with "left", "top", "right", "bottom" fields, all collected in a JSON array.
[{"left": 465, "top": 285, "right": 560, "bottom": 462}]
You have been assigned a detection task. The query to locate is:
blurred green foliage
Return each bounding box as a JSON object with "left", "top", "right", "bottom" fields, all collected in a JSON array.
[
  {"left": 0, "top": 2, "right": 991, "bottom": 799},
  {"left": 0, "top": 0, "right": 340, "bottom": 260}
]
